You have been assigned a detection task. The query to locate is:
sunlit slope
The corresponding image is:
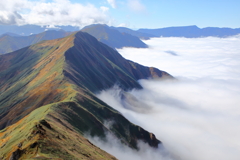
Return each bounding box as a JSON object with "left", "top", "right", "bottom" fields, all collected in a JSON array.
[
  {"left": 0, "top": 104, "right": 117, "bottom": 160},
  {"left": 0, "top": 31, "right": 171, "bottom": 159}
]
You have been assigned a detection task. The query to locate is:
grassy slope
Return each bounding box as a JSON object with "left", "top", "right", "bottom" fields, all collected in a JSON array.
[
  {"left": 0, "top": 103, "right": 117, "bottom": 160},
  {"left": 0, "top": 36, "right": 75, "bottom": 129},
  {"left": 0, "top": 31, "right": 171, "bottom": 159}
]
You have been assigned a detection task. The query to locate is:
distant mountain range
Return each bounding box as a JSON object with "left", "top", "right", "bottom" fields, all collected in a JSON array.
[
  {"left": 111, "top": 26, "right": 156, "bottom": 39},
  {"left": 0, "top": 24, "right": 78, "bottom": 36},
  {"left": 81, "top": 24, "right": 148, "bottom": 49},
  {"left": 138, "top": 25, "right": 240, "bottom": 38},
  {"left": 0, "top": 31, "right": 172, "bottom": 159},
  {"left": 0, "top": 24, "right": 149, "bottom": 54},
  {"left": 1, "top": 24, "right": 239, "bottom": 39},
  {"left": 0, "top": 30, "right": 72, "bottom": 54},
  {"left": 1, "top": 24, "right": 239, "bottom": 55}
]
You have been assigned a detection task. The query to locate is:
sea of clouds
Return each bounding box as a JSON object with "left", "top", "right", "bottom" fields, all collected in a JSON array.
[{"left": 91, "top": 36, "right": 240, "bottom": 160}]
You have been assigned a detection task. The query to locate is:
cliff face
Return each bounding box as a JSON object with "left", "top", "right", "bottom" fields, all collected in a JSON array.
[{"left": 0, "top": 31, "right": 172, "bottom": 159}]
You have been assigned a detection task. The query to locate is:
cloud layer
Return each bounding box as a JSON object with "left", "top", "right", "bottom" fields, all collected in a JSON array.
[
  {"left": 95, "top": 36, "right": 240, "bottom": 160},
  {"left": 118, "top": 36, "right": 240, "bottom": 80}
]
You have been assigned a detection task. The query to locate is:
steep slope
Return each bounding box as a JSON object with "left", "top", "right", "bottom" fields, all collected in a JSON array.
[
  {"left": 0, "top": 30, "right": 72, "bottom": 54},
  {"left": 0, "top": 31, "right": 172, "bottom": 159},
  {"left": 81, "top": 24, "right": 148, "bottom": 49},
  {"left": 0, "top": 104, "right": 117, "bottom": 160}
]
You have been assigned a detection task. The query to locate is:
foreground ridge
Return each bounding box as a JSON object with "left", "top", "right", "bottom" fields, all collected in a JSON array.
[{"left": 0, "top": 31, "right": 172, "bottom": 159}]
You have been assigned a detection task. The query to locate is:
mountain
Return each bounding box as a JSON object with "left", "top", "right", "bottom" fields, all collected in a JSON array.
[
  {"left": 138, "top": 25, "right": 240, "bottom": 38},
  {"left": 111, "top": 27, "right": 155, "bottom": 40},
  {"left": 81, "top": 24, "right": 148, "bottom": 49},
  {"left": 0, "top": 30, "right": 72, "bottom": 54},
  {"left": 0, "top": 24, "right": 79, "bottom": 36},
  {"left": 0, "top": 32, "right": 21, "bottom": 37},
  {"left": 0, "top": 31, "right": 172, "bottom": 159}
]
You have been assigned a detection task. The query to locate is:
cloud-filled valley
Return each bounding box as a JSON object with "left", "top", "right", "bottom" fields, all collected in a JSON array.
[{"left": 92, "top": 36, "right": 240, "bottom": 160}]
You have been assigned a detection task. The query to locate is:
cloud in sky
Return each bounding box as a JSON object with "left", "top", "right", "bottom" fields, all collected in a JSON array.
[
  {"left": 0, "top": 0, "right": 27, "bottom": 25},
  {"left": 0, "top": 0, "right": 109, "bottom": 27},
  {"left": 94, "top": 36, "right": 240, "bottom": 160},
  {"left": 127, "top": 0, "right": 146, "bottom": 12},
  {"left": 107, "top": 0, "right": 117, "bottom": 9}
]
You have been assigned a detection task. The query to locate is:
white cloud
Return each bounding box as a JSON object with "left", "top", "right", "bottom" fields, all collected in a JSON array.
[
  {"left": 107, "top": 0, "right": 117, "bottom": 9},
  {"left": 86, "top": 131, "right": 174, "bottom": 160},
  {"left": 0, "top": 0, "right": 109, "bottom": 27},
  {"left": 127, "top": 0, "right": 146, "bottom": 12},
  {"left": 118, "top": 36, "right": 240, "bottom": 80},
  {"left": 95, "top": 37, "right": 240, "bottom": 160},
  {"left": 0, "top": 0, "right": 27, "bottom": 25},
  {"left": 100, "top": 6, "right": 110, "bottom": 12}
]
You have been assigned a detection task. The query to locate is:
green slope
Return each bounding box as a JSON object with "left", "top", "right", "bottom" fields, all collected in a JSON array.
[{"left": 0, "top": 31, "right": 172, "bottom": 159}]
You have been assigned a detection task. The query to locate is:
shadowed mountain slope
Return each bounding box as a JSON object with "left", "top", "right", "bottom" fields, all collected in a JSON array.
[
  {"left": 0, "top": 31, "right": 172, "bottom": 159},
  {"left": 81, "top": 24, "right": 148, "bottom": 49},
  {"left": 111, "top": 26, "right": 155, "bottom": 40},
  {"left": 0, "top": 30, "right": 72, "bottom": 54}
]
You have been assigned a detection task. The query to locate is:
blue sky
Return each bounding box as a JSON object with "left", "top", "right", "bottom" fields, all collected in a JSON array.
[
  {"left": 103, "top": 0, "right": 240, "bottom": 28},
  {"left": 0, "top": 0, "right": 239, "bottom": 29}
]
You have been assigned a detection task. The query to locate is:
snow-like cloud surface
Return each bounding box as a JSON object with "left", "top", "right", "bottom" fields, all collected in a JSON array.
[
  {"left": 118, "top": 36, "right": 240, "bottom": 80},
  {"left": 0, "top": 0, "right": 108, "bottom": 27},
  {"left": 95, "top": 37, "right": 240, "bottom": 160}
]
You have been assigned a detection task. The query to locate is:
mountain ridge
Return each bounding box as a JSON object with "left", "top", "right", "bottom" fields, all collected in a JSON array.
[{"left": 0, "top": 31, "right": 172, "bottom": 159}]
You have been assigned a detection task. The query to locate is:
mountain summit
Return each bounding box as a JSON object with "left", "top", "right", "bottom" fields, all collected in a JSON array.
[{"left": 0, "top": 31, "right": 172, "bottom": 159}]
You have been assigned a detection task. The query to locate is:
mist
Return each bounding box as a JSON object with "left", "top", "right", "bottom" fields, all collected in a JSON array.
[
  {"left": 86, "top": 131, "right": 174, "bottom": 160},
  {"left": 93, "top": 36, "right": 240, "bottom": 160}
]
